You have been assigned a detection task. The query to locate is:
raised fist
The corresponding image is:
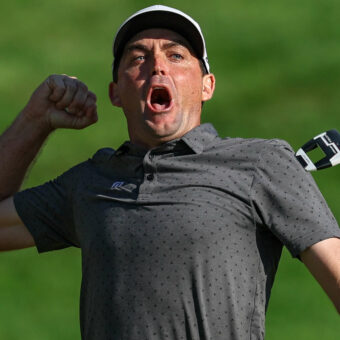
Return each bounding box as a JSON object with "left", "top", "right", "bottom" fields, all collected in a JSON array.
[{"left": 23, "top": 74, "right": 98, "bottom": 131}]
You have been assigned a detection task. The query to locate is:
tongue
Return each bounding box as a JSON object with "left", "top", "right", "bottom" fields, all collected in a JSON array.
[
  {"left": 151, "top": 89, "right": 170, "bottom": 111},
  {"left": 152, "top": 103, "right": 168, "bottom": 111}
]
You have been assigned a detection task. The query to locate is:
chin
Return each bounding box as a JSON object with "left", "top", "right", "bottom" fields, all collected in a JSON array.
[{"left": 146, "top": 120, "right": 182, "bottom": 139}]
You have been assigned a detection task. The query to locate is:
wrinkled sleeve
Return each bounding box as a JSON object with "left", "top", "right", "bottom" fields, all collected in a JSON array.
[
  {"left": 251, "top": 139, "right": 340, "bottom": 257},
  {"left": 13, "top": 164, "right": 84, "bottom": 253}
]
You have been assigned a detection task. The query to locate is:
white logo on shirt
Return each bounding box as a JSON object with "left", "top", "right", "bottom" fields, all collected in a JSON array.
[{"left": 111, "top": 181, "right": 125, "bottom": 189}]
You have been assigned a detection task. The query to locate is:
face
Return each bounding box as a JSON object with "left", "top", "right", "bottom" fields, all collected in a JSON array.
[{"left": 109, "top": 28, "right": 215, "bottom": 149}]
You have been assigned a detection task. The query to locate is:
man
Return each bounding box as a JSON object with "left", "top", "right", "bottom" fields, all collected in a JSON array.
[{"left": 0, "top": 5, "right": 339, "bottom": 340}]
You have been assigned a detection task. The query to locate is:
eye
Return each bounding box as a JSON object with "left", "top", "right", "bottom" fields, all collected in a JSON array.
[
  {"left": 170, "top": 53, "right": 183, "bottom": 61},
  {"left": 134, "top": 55, "right": 145, "bottom": 61},
  {"left": 129, "top": 55, "right": 146, "bottom": 65}
]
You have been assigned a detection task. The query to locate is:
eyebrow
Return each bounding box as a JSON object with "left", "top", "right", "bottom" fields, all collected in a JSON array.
[
  {"left": 126, "top": 43, "right": 148, "bottom": 53},
  {"left": 162, "top": 39, "right": 192, "bottom": 51}
]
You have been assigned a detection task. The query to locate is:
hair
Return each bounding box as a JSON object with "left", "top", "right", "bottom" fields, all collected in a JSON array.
[{"left": 112, "top": 58, "right": 120, "bottom": 83}]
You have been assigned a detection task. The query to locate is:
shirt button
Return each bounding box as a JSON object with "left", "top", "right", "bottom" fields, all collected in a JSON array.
[{"left": 146, "top": 174, "right": 154, "bottom": 181}]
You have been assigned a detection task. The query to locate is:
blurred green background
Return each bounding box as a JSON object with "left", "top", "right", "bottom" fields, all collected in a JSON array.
[{"left": 1, "top": 0, "right": 340, "bottom": 338}]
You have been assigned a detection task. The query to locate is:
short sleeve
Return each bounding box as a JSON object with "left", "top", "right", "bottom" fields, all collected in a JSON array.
[
  {"left": 251, "top": 139, "right": 340, "bottom": 257},
  {"left": 13, "top": 165, "right": 82, "bottom": 253}
]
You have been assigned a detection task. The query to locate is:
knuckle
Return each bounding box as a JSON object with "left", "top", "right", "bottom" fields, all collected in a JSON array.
[
  {"left": 78, "top": 82, "right": 88, "bottom": 92},
  {"left": 47, "top": 73, "right": 58, "bottom": 80},
  {"left": 66, "top": 81, "right": 77, "bottom": 89},
  {"left": 61, "top": 73, "right": 75, "bottom": 79},
  {"left": 84, "top": 99, "right": 94, "bottom": 108},
  {"left": 88, "top": 92, "right": 97, "bottom": 101},
  {"left": 46, "top": 74, "right": 56, "bottom": 86},
  {"left": 63, "top": 75, "right": 78, "bottom": 86}
]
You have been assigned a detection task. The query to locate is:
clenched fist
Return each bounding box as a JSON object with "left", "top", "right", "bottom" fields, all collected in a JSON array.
[{"left": 23, "top": 74, "right": 98, "bottom": 131}]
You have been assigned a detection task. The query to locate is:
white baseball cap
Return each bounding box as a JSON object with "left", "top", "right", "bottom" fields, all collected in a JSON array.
[{"left": 112, "top": 5, "right": 210, "bottom": 75}]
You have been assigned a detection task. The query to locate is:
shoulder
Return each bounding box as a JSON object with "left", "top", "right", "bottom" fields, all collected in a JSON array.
[
  {"left": 54, "top": 147, "right": 116, "bottom": 183},
  {"left": 244, "top": 138, "right": 309, "bottom": 183},
  {"left": 212, "top": 134, "right": 292, "bottom": 150},
  {"left": 218, "top": 136, "right": 293, "bottom": 151},
  {"left": 252, "top": 138, "right": 296, "bottom": 164},
  {"left": 211, "top": 136, "right": 295, "bottom": 163},
  {"left": 89, "top": 147, "right": 116, "bottom": 164}
]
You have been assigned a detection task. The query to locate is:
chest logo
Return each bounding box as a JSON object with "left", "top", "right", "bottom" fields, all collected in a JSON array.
[{"left": 111, "top": 181, "right": 125, "bottom": 189}]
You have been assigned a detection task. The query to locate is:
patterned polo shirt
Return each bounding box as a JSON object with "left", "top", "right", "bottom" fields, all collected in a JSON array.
[{"left": 14, "top": 123, "right": 340, "bottom": 340}]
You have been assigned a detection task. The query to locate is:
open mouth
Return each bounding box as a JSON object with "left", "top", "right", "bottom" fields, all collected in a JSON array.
[{"left": 148, "top": 86, "right": 172, "bottom": 112}]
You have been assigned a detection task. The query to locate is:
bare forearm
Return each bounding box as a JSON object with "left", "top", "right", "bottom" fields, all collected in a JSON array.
[
  {"left": 0, "top": 75, "right": 97, "bottom": 252},
  {"left": 301, "top": 238, "right": 340, "bottom": 315},
  {"left": 0, "top": 111, "right": 52, "bottom": 200},
  {"left": 0, "top": 75, "right": 97, "bottom": 200}
]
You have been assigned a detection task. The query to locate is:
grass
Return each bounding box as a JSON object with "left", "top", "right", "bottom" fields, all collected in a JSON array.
[{"left": 0, "top": 0, "right": 340, "bottom": 338}]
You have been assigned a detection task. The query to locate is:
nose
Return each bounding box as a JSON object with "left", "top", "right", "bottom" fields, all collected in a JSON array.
[{"left": 151, "top": 53, "right": 168, "bottom": 76}]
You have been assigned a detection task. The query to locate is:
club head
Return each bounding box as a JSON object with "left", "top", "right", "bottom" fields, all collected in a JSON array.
[{"left": 296, "top": 129, "right": 340, "bottom": 171}]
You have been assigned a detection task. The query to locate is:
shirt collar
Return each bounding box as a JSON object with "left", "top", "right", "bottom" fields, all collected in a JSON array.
[
  {"left": 181, "top": 123, "right": 219, "bottom": 154},
  {"left": 115, "top": 142, "right": 148, "bottom": 157},
  {"left": 115, "top": 123, "right": 219, "bottom": 156}
]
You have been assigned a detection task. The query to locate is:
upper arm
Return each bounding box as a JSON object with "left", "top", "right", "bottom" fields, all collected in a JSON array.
[
  {"left": 0, "top": 196, "right": 35, "bottom": 251},
  {"left": 300, "top": 237, "right": 340, "bottom": 314}
]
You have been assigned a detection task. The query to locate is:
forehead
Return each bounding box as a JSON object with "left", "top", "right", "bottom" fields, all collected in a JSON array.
[{"left": 124, "top": 28, "right": 194, "bottom": 52}]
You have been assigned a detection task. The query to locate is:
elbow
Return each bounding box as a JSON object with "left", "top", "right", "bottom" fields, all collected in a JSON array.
[
  {"left": 335, "top": 302, "right": 340, "bottom": 316},
  {"left": 333, "top": 287, "right": 340, "bottom": 315},
  {"left": 335, "top": 279, "right": 340, "bottom": 315}
]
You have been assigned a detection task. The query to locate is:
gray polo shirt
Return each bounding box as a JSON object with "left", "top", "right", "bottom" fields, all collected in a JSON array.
[{"left": 14, "top": 123, "right": 340, "bottom": 340}]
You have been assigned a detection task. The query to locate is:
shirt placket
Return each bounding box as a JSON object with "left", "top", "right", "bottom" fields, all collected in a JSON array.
[{"left": 137, "top": 150, "right": 157, "bottom": 201}]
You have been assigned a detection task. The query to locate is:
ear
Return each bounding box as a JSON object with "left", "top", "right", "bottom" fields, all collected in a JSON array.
[
  {"left": 201, "top": 73, "right": 216, "bottom": 102},
  {"left": 108, "top": 81, "right": 122, "bottom": 107}
]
